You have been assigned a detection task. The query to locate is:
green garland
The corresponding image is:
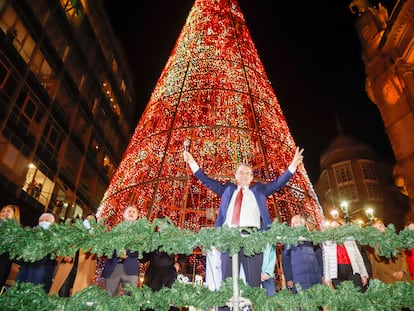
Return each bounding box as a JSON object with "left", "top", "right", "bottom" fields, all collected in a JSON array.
[
  {"left": 1, "top": 218, "right": 413, "bottom": 260},
  {"left": 1, "top": 279, "right": 413, "bottom": 310},
  {"left": 0, "top": 218, "right": 413, "bottom": 310}
]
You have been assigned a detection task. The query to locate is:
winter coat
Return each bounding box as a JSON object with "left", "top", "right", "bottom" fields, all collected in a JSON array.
[
  {"left": 365, "top": 246, "right": 411, "bottom": 284},
  {"left": 282, "top": 240, "right": 323, "bottom": 291},
  {"left": 49, "top": 249, "right": 97, "bottom": 296},
  {"left": 323, "top": 239, "right": 368, "bottom": 282}
]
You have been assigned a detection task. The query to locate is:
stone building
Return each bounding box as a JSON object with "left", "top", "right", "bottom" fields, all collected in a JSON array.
[
  {"left": 0, "top": 0, "right": 136, "bottom": 225},
  {"left": 350, "top": 0, "right": 414, "bottom": 221},
  {"left": 315, "top": 133, "right": 410, "bottom": 229}
]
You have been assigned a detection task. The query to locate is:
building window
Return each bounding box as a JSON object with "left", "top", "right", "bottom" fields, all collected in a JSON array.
[
  {"left": 38, "top": 119, "right": 64, "bottom": 166},
  {"left": 60, "top": 0, "right": 83, "bottom": 21},
  {"left": 0, "top": 60, "right": 9, "bottom": 87},
  {"left": 360, "top": 160, "right": 377, "bottom": 180},
  {"left": 29, "top": 50, "right": 58, "bottom": 98},
  {"left": 1, "top": 66, "right": 18, "bottom": 99},
  {"left": 334, "top": 161, "right": 354, "bottom": 184},
  {"left": 10, "top": 90, "right": 45, "bottom": 137},
  {"left": 317, "top": 170, "right": 331, "bottom": 195},
  {"left": 338, "top": 183, "right": 359, "bottom": 202},
  {"left": 324, "top": 191, "right": 335, "bottom": 207},
  {"left": 366, "top": 182, "right": 383, "bottom": 201},
  {"left": 23, "top": 163, "right": 54, "bottom": 207},
  {"left": 1, "top": 143, "right": 28, "bottom": 178},
  {"left": 0, "top": 5, "right": 36, "bottom": 64}
]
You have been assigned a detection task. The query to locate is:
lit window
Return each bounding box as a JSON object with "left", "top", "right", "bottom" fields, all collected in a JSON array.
[{"left": 59, "top": 0, "right": 83, "bottom": 20}]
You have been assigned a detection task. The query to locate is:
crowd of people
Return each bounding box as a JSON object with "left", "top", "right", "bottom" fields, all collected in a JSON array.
[
  {"left": 0, "top": 204, "right": 186, "bottom": 300},
  {"left": 0, "top": 145, "right": 413, "bottom": 310}
]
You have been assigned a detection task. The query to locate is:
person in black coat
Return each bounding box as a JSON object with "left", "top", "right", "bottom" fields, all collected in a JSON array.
[
  {"left": 142, "top": 218, "right": 186, "bottom": 311},
  {"left": 142, "top": 249, "right": 186, "bottom": 292}
]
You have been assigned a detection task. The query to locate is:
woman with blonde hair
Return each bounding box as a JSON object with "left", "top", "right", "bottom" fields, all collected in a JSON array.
[{"left": 0, "top": 204, "right": 21, "bottom": 290}]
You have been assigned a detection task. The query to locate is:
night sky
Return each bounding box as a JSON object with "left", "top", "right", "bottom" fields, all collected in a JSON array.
[{"left": 104, "top": 0, "right": 396, "bottom": 182}]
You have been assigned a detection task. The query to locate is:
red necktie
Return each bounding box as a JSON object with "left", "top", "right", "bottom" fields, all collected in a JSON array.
[{"left": 231, "top": 189, "right": 243, "bottom": 225}]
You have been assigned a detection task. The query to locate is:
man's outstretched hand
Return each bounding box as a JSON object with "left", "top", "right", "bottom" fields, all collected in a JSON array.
[{"left": 290, "top": 147, "right": 304, "bottom": 170}]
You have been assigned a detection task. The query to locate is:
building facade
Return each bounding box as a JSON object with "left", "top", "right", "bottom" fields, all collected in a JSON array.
[
  {"left": 0, "top": 0, "right": 136, "bottom": 225},
  {"left": 315, "top": 134, "right": 410, "bottom": 229},
  {"left": 350, "top": 0, "right": 414, "bottom": 221}
]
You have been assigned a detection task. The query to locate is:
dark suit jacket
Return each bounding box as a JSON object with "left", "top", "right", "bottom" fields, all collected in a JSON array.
[
  {"left": 194, "top": 168, "right": 293, "bottom": 230},
  {"left": 101, "top": 250, "right": 139, "bottom": 278}
]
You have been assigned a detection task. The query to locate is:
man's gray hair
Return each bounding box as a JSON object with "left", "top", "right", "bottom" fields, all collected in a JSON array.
[{"left": 39, "top": 212, "right": 55, "bottom": 222}]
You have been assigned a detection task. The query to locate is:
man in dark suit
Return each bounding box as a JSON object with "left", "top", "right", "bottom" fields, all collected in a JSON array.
[
  {"left": 183, "top": 147, "right": 303, "bottom": 287},
  {"left": 102, "top": 205, "right": 140, "bottom": 296}
]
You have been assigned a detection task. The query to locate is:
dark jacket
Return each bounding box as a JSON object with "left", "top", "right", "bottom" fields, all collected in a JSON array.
[
  {"left": 141, "top": 249, "right": 186, "bottom": 291},
  {"left": 101, "top": 250, "right": 139, "bottom": 278},
  {"left": 0, "top": 252, "right": 13, "bottom": 288},
  {"left": 16, "top": 255, "right": 56, "bottom": 292},
  {"left": 282, "top": 241, "right": 323, "bottom": 292}
]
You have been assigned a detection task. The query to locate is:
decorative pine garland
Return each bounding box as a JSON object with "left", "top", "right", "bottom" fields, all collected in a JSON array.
[
  {"left": 0, "top": 218, "right": 413, "bottom": 310},
  {"left": 1, "top": 218, "right": 413, "bottom": 260},
  {"left": 1, "top": 278, "right": 413, "bottom": 310}
]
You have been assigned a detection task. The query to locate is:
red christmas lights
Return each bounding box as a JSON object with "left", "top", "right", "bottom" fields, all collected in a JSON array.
[{"left": 97, "top": 0, "right": 324, "bottom": 231}]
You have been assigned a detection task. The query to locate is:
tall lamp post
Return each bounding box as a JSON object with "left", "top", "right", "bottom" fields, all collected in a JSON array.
[
  {"left": 365, "top": 207, "right": 375, "bottom": 225},
  {"left": 340, "top": 201, "right": 352, "bottom": 223},
  {"left": 337, "top": 200, "right": 376, "bottom": 226}
]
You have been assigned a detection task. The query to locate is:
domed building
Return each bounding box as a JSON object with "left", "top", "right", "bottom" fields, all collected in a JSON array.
[{"left": 315, "top": 133, "right": 410, "bottom": 229}]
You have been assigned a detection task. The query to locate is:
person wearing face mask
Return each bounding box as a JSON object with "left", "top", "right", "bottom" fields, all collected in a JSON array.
[
  {"left": 16, "top": 213, "right": 57, "bottom": 292},
  {"left": 49, "top": 214, "right": 98, "bottom": 296},
  {"left": 0, "top": 204, "right": 21, "bottom": 292}
]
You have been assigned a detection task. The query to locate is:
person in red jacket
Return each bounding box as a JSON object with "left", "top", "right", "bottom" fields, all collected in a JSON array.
[{"left": 405, "top": 221, "right": 414, "bottom": 280}]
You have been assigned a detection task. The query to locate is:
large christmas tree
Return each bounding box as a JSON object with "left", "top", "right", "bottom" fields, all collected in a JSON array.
[{"left": 97, "top": 0, "right": 323, "bottom": 231}]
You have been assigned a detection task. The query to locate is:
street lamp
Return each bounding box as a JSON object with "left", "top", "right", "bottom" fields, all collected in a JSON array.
[
  {"left": 365, "top": 207, "right": 375, "bottom": 224},
  {"left": 340, "top": 201, "right": 351, "bottom": 223},
  {"left": 340, "top": 201, "right": 349, "bottom": 213}
]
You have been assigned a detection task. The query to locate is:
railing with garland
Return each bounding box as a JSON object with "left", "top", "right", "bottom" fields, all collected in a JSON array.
[{"left": 0, "top": 218, "right": 413, "bottom": 310}]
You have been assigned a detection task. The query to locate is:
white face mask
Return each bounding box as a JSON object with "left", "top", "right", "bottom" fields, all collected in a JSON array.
[
  {"left": 38, "top": 221, "right": 51, "bottom": 229},
  {"left": 83, "top": 219, "right": 91, "bottom": 230}
]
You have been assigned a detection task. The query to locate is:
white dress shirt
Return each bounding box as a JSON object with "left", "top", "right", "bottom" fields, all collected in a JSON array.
[{"left": 224, "top": 186, "right": 260, "bottom": 229}]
